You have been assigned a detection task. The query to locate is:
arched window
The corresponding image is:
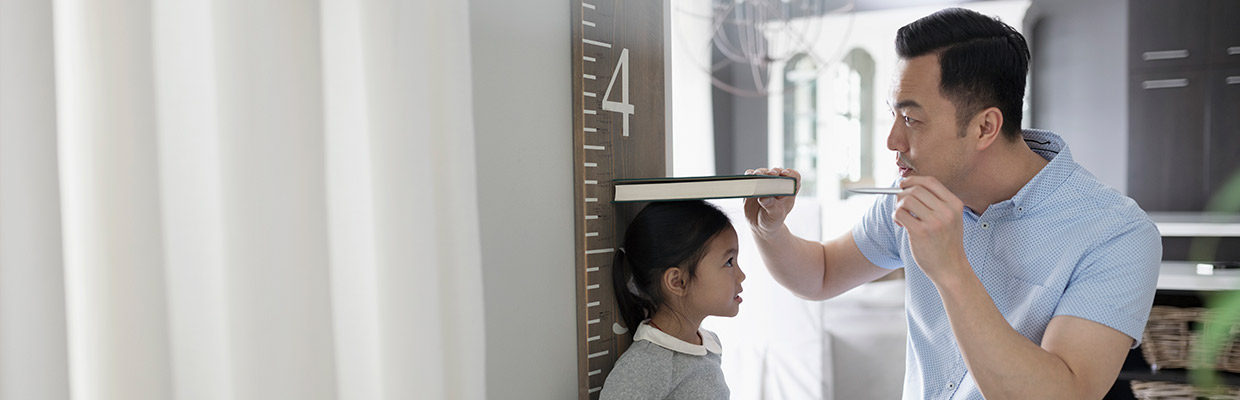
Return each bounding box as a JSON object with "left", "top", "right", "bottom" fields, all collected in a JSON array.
[
  {"left": 831, "top": 48, "right": 875, "bottom": 198},
  {"left": 783, "top": 54, "right": 818, "bottom": 197}
]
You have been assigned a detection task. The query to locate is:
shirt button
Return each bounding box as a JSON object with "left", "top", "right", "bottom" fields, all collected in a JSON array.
[
  {"left": 947, "top": 382, "right": 955, "bottom": 389},
  {"left": 980, "top": 222, "right": 990, "bottom": 229}
]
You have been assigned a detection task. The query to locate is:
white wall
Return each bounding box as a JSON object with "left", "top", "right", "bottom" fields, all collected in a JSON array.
[
  {"left": 1025, "top": 0, "right": 1129, "bottom": 193},
  {"left": 469, "top": 0, "right": 578, "bottom": 398},
  {"left": 671, "top": 0, "right": 717, "bottom": 177}
]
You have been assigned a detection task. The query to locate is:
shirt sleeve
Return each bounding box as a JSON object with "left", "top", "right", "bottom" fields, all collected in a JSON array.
[
  {"left": 851, "top": 190, "right": 905, "bottom": 270},
  {"left": 1053, "top": 217, "right": 1162, "bottom": 347}
]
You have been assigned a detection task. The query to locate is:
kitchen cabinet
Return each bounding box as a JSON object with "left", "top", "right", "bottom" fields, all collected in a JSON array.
[
  {"left": 1127, "top": 0, "right": 1240, "bottom": 213},
  {"left": 1129, "top": 0, "right": 1209, "bottom": 71},
  {"left": 1128, "top": 70, "right": 1208, "bottom": 211},
  {"left": 1208, "top": 67, "right": 1240, "bottom": 198}
]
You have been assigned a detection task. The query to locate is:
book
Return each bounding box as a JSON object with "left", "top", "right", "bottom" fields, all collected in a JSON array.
[{"left": 612, "top": 174, "right": 798, "bottom": 203}]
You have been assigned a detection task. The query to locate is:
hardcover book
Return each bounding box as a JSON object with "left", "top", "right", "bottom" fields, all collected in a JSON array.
[{"left": 612, "top": 174, "right": 798, "bottom": 203}]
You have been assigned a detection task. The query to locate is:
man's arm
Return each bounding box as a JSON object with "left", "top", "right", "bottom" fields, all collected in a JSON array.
[
  {"left": 936, "top": 273, "right": 1133, "bottom": 399},
  {"left": 895, "top": 176, "right": 1141, "bottom": 399},
  {"left": 743, "top": 168, "right": 890, "bottom": 300}
]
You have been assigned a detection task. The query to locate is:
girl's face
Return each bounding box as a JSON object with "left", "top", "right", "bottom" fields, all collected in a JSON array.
[{"left": 685, "top": 226, "right": 745, "bottom": 318}]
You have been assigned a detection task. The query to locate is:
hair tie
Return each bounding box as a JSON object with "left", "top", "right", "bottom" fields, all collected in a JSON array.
[{"left": 626, "top": 276, "right": 650, "bottom": 300}]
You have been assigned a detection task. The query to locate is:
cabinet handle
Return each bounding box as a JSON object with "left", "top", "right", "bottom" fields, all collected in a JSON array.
[
  {"left": 1142, "top": 79, "right": 1189, "bottom": 89},
  {"left": 1142, "top": 49, "right": 1190, "bottom": 61},
  {"left": 1229, "top": 46, "right": 1240, "bottom": 56},
  {"left": 1227, "top": 76, "right": 1240, "bottom": 85}
]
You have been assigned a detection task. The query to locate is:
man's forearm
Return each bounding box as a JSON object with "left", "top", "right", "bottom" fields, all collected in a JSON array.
[
  {"left": 935, "top": 273, "right": 1092, "bottom": 399},
  {"left": 751, "top": 224, "right": 830, "bottom": 299}
]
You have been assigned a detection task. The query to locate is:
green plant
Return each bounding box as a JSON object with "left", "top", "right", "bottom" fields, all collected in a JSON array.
[{"left": 1189, "top": 170, "right": 1240, "bottom": 390}]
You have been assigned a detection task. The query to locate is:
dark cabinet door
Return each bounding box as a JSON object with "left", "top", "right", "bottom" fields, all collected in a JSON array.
[
  {"left": 1129, "top": 70, "right": 1208, "bottom": 211},
  {"left": 1130, "top": 0, "right": 1210, "bottom": 71},
  {"left": 1207, "top": 68, "right": 1240, "bottom": 204},
  {"left": 1209, "top": 0, "right": 1240, "bottom": 66}
]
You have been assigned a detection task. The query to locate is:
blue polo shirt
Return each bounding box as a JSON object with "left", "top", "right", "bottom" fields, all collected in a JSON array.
[{"left": 853, "top": 129, "right": 1161, "bottom": 400}]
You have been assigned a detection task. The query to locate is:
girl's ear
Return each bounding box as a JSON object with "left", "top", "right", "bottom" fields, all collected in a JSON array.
[{"left": 662, "top": 267, "right": 688, "bottom": 297}]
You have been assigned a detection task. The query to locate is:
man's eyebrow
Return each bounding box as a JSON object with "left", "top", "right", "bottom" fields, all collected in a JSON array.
[{"left": 893, "top": 100, "right": 923, "bottom": 110}]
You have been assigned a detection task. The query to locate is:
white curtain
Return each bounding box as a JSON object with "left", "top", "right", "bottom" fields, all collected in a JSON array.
[{"left": 0, "top": 0, "right": 485, "bottom": 399}]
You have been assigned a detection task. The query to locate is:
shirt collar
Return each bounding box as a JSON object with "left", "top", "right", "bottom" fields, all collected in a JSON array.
[
  {"left": 1005, "top": 129, "right": 1077, "bottom": 214},
  {"left": 633, "top": 320, "right": 722, "bottom": 356}
]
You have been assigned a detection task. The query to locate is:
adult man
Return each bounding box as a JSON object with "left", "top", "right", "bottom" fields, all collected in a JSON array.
[{"left": 745, "top": 8, "right": 1160, "bottom": 400}]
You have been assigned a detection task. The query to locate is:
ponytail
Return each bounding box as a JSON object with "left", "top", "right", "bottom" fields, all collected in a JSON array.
[{"left": 613, "top": 247, "right": 655, "bottom": 336}]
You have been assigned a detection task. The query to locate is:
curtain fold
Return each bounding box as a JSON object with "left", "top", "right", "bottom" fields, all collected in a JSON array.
[
  {"left": 0, "top": 0, "right": 484, "bottom": 399},
  {"left": 0, "top": 1, "right": 72, "bottom": 399}
]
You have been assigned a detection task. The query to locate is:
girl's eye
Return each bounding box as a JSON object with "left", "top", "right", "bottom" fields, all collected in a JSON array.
[{"left": 725, "top": 258, "right": 734, "bottom": 267}]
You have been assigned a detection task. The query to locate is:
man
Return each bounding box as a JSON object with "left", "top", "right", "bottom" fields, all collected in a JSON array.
[{"left": 745, "top": 8, "right": 1160, "bottom": 400}]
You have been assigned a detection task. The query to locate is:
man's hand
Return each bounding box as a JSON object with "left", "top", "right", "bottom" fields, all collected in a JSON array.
[
  {"left": 893, "top": 176, "right": 969, "bottom": 283},
  {"left": 743, "top": 168, "right": 799, "bottom": 237}
]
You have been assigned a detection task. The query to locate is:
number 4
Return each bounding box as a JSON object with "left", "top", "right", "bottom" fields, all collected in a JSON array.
[{"left": 602, "top": 48, "right": 634, "bottom": 136}]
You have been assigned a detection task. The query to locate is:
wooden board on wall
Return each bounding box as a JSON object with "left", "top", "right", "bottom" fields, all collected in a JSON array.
[{"left": 570, "top": 0, "right": 666, "bottom": 398}]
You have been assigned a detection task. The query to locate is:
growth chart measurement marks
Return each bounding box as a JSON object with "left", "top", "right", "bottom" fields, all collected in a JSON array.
[{"left": 571, "top": 0, "right": 666, "bottom": 399}]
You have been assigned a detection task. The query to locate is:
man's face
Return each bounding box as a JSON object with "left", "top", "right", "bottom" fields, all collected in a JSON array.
[{"left": 886, "top": 55, "right": 972, "bottom": 191}]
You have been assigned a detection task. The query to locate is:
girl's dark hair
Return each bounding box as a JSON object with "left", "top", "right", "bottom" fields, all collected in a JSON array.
[
  {"left": 895, "top": 7, "right": 1030, "bottom": 140},
  {"left": 612, "top": 200, "right": 731, "bottom": 335}
]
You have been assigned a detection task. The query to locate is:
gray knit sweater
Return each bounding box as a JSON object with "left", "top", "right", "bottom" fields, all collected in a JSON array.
[{"left": 599, "top": 322, "right": 729, "bottom": 400}]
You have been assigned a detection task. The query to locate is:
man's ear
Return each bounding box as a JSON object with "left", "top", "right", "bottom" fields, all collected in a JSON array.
[
  {"left": 662, "top": 267, "right": 688, "bottom": 297},
  {"left": 973, "top": 106, "right": 1004, "bottom": 151}
]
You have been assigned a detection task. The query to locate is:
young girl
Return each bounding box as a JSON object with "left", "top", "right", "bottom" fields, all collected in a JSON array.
[{"left": 600, "top": 200, "right": 745, "bottom": 399}]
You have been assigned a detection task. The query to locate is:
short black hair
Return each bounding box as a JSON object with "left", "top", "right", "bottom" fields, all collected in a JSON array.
[
  {"left": 612, "top": 200, "right": 731, "bottom": 335},
  {"left": 895, "top": 7, "right": 1030, "bottom": 140}
]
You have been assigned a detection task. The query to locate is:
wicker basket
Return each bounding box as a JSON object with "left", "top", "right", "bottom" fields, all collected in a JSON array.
[
  {"left": 1141, "top": 306, "right": 1240, "bottom": 373},
  {"left": 1131, "top": 380, "right": 1240, "bottom": 400}
]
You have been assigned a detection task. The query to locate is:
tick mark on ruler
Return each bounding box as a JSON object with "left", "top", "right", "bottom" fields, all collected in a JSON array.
[
  {"left": 584, "top": 109, "right": 597, "bottom": 115},
  {"left": 584, "top": 91, "right": 597, "bottom": 97},
  {"left": 583, "top": 74, "right": 596, "bottom": 80},
  {"left": 583, "top": 3, "right": 596, "bottom": 10},
  {"left": 584, "top": 162, "right": 597, "bottom": 167},
  {"left": 587, "top": 318, "right": 601, "bottom": 324},
  {"left": 586, "top": 267, "right": 599, "bottom": 272},
  {"left": 584, "top": 127, "right": 597, "bottom": 133},
  {"left": 589, "top": 387, "right": 602, "bottom": 394},
  {"left": 588, "top": 350, "right": 609, "bottom": 358},
  {"left": 583, "top": 56, "right": 596, "bottom": 62},
  {"left": 585, "top": 248, "right": 613, "bottom": 254},
  {"left": 583, "top": 38, "right": 611, "bottom": 48},
  {"left": 585, "top": 180, "right": 597, "bottom": 185},
  {"left": 589, "top": 369, "right": 602, "bottom": 376},
  {"left": 587, "top": 301, "right": 600, "bottom": 307},
  {"left": 585, "top": 215, "right": 599, "bottom": 220},
  {"left": 585, "top": 198, "right": 598, "bottom": 202},
  {"left": 586, "top": 232, "right": 599, "bottom": 237},
  {"left": 584, "top": 145, "right": 604, "bottom": 150},
  {"left": 587, "top": 284, "right": 600, "bottom": 290},
  {"left": 583, "top": 20, "right": 595, "bottom": 27},
  {"left": 588, "top": 336, "right": 601, "bottom": 342}
]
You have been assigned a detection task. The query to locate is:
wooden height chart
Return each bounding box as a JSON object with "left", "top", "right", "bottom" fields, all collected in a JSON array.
[{"left": 571, "top": 0, "right": 667, "bottom": 398}]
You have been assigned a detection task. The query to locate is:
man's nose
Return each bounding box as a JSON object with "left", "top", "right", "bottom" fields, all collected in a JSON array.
[{"left": 887, "top": 120, "right": 906, "bottom": 152}]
